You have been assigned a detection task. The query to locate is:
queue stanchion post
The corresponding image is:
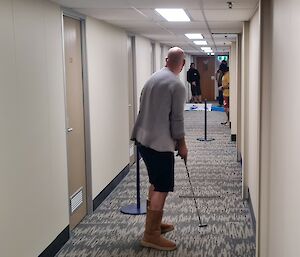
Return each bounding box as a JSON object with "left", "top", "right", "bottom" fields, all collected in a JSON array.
[
  {"left": 120, "top": 147, "right": 146, "bottom": 215},
  {"left": 197, "top": 100, "right": 215, "bottom": 142}
]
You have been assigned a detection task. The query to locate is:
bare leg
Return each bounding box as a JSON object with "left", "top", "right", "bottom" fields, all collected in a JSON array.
[
  {"left": 226, "top": 110, "right": 229, "bottom": 121},
  {"left": 197, "top": 95, "right": 202, "bottom": 103},
  {"left": 221, "top": 108, "right": 230, "bottom": 125},
  {"left": 148, "top": 184, "right": 155, "bottom": 201},
  {"left": 150, "top": 191, "right": 168, "bottom": 211},
  {"left": 148, "top": 184, "right": 168, "bottom": 211}
]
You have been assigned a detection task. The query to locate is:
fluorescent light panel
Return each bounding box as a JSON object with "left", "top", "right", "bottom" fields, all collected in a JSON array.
[
  {"left": 155, "top": 9, "right": 190, "bottom": 22},
  {"left": 201, "top": 47, "right": 212, "bottom": 51},
  {"left": 185, "top": 33, "right": 203, "bottom": 39},
  {"left": 194, "top": 40, "right": 207, "bottom": 45}
]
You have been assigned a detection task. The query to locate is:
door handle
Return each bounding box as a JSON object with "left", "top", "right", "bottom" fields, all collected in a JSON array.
[{"left": 67, "top": 128, "right": 73, "bottom": 132}]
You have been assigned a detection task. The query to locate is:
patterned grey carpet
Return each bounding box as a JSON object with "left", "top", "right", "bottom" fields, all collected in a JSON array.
[{"left": 56, "top": 110, "right": 256, "bottom": 257}]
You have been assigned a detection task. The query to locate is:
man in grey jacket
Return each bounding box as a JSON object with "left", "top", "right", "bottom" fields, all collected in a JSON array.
[{"left": 131, "top": 47, "right": 188, "bottom": 251}]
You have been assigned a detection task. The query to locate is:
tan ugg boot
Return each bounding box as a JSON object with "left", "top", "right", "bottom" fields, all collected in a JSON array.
[
  {"left": 147, "top": 200, "right": 174, "bottom": 234},
  {"left": 141, "top": 209, "right": 177, "bottom": 251}
]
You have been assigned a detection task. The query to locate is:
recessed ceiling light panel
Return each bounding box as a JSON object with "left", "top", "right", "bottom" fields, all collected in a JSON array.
[
  {"left": 155, "top": 8, "right": 190, "bottom": 22},
  {"left": 193, "top": 40, "right": 207, "bottom": 45},
  {"left": 185, "top": 33, "right": 203, "bottom": 39}
]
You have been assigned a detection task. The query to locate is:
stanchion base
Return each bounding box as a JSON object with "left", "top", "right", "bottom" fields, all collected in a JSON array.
[
  {"left": 120, "top": 202, "right": 146, "bottom": 215},
  {"left": 197, "top": 138, "right": 215, "bottom": 141}
]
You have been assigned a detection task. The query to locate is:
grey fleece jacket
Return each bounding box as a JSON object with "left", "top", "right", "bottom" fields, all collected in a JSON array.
[{"left": 131, "top": 67, "right": 186, "bottom": 152}]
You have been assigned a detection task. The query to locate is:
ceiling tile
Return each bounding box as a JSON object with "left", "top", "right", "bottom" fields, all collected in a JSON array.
[
  {"left": 52, "top": 0, "right": 256, "bottom": 53},
  {"left": 74, "top": 8, "right": 148, "bottom": 21},
  {"left": 204, "top": 9, "right": 254, "bottom": 21},
  {"left": 209, "top": 21, "right": 243, "bottom": 32},
  {"left": 161, "top": 21, "right": 207, "bottom": 30},
  {"left": 186, "top": 9, "right": 205, "bottom": 21},
  {"left": 201, "top": 0, "right": 258, "bottom": 10},
  {"left": 52, "top": 0, "right": 202, "bottom": 9}
]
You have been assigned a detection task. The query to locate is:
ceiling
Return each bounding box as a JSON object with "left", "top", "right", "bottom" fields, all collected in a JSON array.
[{"left": 51, "top": 0, "right": 258, "bottom": 55}]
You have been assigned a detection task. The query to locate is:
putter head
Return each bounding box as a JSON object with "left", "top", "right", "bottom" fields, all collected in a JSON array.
[{"left": 199, "top": 224, "right": 208, "bottom": 228}]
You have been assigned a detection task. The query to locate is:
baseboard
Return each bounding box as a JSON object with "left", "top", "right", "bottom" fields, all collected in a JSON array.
[
  {"left": 231, "top": 134, "right": 237, "bottom": 141},
  {"left": 38, "top": 226, "right": 69, "bottom": 257},
  {"left": 93, "top": 164, "right": 130, "bottom": 211},
  {"left": 237, "top": 151, "right": 242, "bottom": 163},
  {"left": 247, "top": 189, "right": 256, "bottom": 237},
  {"left": 238, "top": 154, "right": 242, "bottom": 165}
]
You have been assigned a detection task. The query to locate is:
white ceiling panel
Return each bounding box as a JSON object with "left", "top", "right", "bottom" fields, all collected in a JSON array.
[
  {"left": 186, "top": 9, "right": 205, "bottom": 21},
  {"left": 161, "top": 21, "right": 208, "bottom": 30},
  {"left": 73, "top": 8, "right": 148, "bottom": 21},
  {"left": 205, "top": 9, "right": 254, "bottom": 21},
  {"left": 201, "top": 0, "right": 258, "bottom": 10},
  {"left": 136, "top": 9, "right": 168, "bottom": 22},
  {"left": 213, "top": 33, "right": 238, "bottom": 39},
  {"left": 128, "top": 0, "right": 201, "bottom": 9},
  {"left": 52, "top": 0, "right": 202, "bottom": 9},
  {"left": 51, "top": 0, "right": 257, "bottom": 56},
  {"left": 209, "top": 21, "right": 243, "bottom": 31},
  {"left": 106, "top": 20, "right": 161, "bottom": 29},
  {"left": 51, "top": 0, "right": 131, "bottom": 8}
]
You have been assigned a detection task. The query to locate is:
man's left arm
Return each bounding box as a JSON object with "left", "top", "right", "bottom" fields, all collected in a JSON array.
[{"left": 170, "top": 84, "right": 186, "bottom": 140}]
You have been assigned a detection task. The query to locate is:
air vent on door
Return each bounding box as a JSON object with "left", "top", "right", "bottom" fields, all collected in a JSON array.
[{"left": 70, "top": 187, "right": 83, "bottom": 213}]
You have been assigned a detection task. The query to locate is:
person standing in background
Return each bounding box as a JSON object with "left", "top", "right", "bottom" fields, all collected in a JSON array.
[
  {"left": 131, "top": 47, "right": 188, "bottom": 251},
  {"left": 216, "top": 60, "right": 228, "bottom": 106},
  {"left": 219, "top": 66, "right": 230, "bottom": 125},
  {"left": 187, "top": 63, "right": 201, "bottom": 103}
]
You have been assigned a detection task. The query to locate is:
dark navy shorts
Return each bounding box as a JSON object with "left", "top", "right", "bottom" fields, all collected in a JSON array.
[
  {"left": 137, "top": 144, "right": 174, "bottom": 192},
  {"left": 191, "top": 84, "right": 201, "bottom": 96}
]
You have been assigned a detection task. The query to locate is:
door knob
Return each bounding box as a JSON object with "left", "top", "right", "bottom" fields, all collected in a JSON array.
[{"left": 67, "top": 128, "right": 73, "bottom": 132}]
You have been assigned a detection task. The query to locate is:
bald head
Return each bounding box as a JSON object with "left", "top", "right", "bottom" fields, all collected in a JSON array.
[{"left": 165, "top": 47, "right": 185, "bottom": 75}]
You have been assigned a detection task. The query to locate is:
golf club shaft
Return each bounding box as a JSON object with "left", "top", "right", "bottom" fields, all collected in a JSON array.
[{"left": 184, "top": 163, "right": 204, "bottom": 225}]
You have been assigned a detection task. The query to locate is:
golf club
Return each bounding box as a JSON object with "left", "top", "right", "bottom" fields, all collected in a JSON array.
[{"left": 183, "top": 159, "right": 208, "bottom": 228}]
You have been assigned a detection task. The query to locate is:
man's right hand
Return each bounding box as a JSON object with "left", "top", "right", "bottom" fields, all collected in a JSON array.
[
  {"left": 178, "top": 145, "right": 188, "bottom": 163},
  {"left": 176, "top": 138, "right": 188, "bottom": 163}
]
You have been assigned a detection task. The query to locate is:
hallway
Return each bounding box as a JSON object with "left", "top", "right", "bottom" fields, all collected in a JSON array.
[
  {"left": 2, "top": 0, "right": 300, "bottom": 256},
  {"left": 56, "top": 110, "right": 255, "bottom": 257}
]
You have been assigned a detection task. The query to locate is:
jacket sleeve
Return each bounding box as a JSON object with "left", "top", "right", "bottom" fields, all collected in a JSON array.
[
  {"left": 170, "top": 83, "right": 186, "bottom": 139},
  {"left": 187, "top": 70, "right": 192, "bottom": 83}
]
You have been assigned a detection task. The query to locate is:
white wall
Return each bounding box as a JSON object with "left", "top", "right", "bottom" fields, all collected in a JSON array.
[
  {"left": 229, "top": 42, "right": 238, "bottom": 136},
  {"left": 185, "top": 55, "right": 192, "bottom": 102},
  {"left": 135, "top": 36, "right": 152, "bottom": 109},
  {"left": 241, "top": 21, "right": 250, "bottom": 198},
  {"left": 259, "top": 0, "right": 300, "bottom": 256},
  {"left": 247, "top": 8, "right": 260, "bottom": 219},
  {"left": 0, "top": 0, "right": 69, "bottom": 256},
  {"left": 135, "top": 40, "right": 190, "bottom": 104},
  {"left": 179, "top": 54, "right": 191, "bottom": 102},
  {"left": 85, "top": 18, "right": 130, "bottom": 199},
  {"left": 241, "top": 8, "right": 260, "bottom": 218},
  {"left": 154, "top": 42, "right": 161, "bottom": 72},
  {"left": 161, "top": 44, "right": 170, "bottom": 68}
]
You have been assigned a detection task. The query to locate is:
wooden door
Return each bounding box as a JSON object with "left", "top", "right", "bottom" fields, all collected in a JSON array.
[
  {"left": 127, "top": 36, "right": 136, "bottom": 165},
  {"left": 196, "top": 56, "right": 215, "bottom": 101},
  {"left": 63, "top": 16, "right": 87, "bottom": 230}
]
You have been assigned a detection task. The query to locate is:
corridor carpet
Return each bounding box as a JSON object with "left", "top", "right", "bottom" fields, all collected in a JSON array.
[{"left": 56, "top": 111, "right": 256, "bottom": 257}]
